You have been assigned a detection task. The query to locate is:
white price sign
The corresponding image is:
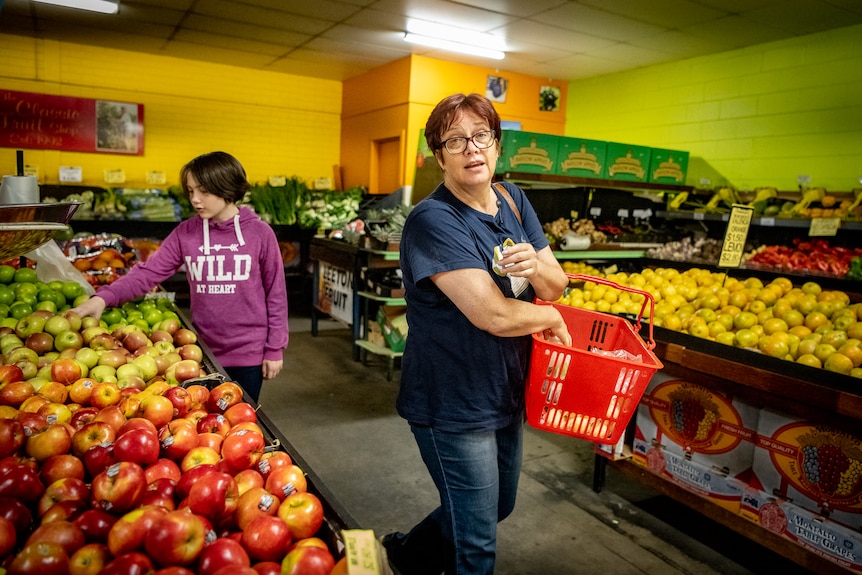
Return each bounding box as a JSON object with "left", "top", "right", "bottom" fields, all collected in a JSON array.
[{"left": 317, "top": 261, "right": 354, "bottom": 325}]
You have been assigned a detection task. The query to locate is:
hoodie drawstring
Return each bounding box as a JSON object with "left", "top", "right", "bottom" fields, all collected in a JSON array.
[
  {"left": 200, "top": 213, "right": 246, "bottom": 255},
  {"left": 233, "top": 213, "right": 246, "bottom": 247}
]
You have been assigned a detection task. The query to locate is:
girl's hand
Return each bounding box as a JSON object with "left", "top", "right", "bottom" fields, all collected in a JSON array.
[{"left": 263, "top": 359, "right": 283, "bottom": 380}]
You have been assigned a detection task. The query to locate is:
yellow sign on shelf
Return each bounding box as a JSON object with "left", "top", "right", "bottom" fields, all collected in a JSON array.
[
  {"left": 146, "top": 171, "right": 166, "bottom": 185},
  {"left": 718, "top": 204, "right": 753, "bottom": 268},
  {"left": 809, "top": 217, "right": 840, "bottom": 237},
  {"left": 104, "top": 169, "right": 126, "bottom": 184}
]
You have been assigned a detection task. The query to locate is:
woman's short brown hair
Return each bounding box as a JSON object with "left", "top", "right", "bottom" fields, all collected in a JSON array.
[
  {"left": 425, "top": 93, "right": 502, "bottom": 152},
  {"left": 180, "top": 151, "right": 250, "bottom": 204}
]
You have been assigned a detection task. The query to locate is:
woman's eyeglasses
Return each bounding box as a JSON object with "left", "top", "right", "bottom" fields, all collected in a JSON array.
[{"left": 440, "top": 130, "right": 496, "bottom": 154}]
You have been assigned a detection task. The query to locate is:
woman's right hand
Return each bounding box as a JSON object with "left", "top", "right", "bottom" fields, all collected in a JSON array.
[
  {"left": 70, "top": 296, "right": 107, "bottom": 319},
  {"left": 546, "top": 309, "right": 572, "bottom": 347}
]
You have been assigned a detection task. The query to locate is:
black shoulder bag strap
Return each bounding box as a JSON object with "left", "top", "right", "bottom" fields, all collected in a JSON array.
[{"left": 493, "top": 182, "right": 522, "bottom": 224}]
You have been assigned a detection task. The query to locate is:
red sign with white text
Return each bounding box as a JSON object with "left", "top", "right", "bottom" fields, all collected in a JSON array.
[{"left": 0, "top": 90, "right": 144, "bottom": 155}]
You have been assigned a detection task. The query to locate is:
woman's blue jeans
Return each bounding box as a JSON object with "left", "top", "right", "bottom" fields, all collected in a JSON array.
[{"left": 385, "top": 418, "right": 523, "bottom": 575}]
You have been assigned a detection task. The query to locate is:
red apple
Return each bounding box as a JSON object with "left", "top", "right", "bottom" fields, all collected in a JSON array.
[
  {"left": 70, "top": 406, "right": 100, "bottom": 429},
  {"left": 37, "top": 401, "right": 73, "bottom": 425},
  {"left": 225, "top": 421, "right": 264, "bottom": 438},
  {"left": 0, "top": 514, "right": 17, "bottom": 559},
  {"left": 39, "top": 498, "right": 89, "bottom": 525},
  {"left": 69, "top": 542, "right": 110, "bottom": 575},
  {"left": 187, "top": 470, "right": 238, "bottom": 523},
  {"left": 197, "top": 431, "right": 224, "bottom": 453},
  {"left": 51, "top": 358, "right": 84, "bottom": 385},
  {"left": 91, "top": 461, "right": 147, "bottom": 515},
  {"left": 0, "top": 417, "right": 25, "bottom": 457},
  {"left": 117, "top": 395, "right": 143, "bottom": 419},
  {"left": 235, "top": 486, "right": 280, "bottom": 531},
  {"left": 146, "top": 476, "right": 177, "bottom": 500},
  {"left": 100, "top": 551, "right": 155, "bottom": 575},
  {"left": 221, "top": 428, "right": 265, "bottom": 473},
  {"left": 36, "top": 381, "right": 69, "bottom": 404},
  {"left": 93, "top": 405, "right": 126, "bottom": 434},
  {"left": 163, "top": 385, "right": 192, "bottom": 418},
  {"left": 82, "top": 442, "right": 117, "bottom": 479},
  {"left": 73, "top": 508, "right": 118, "bottom": 544},
  {"left": 172, "top": 328, "right": 197, "bottom": 347},
  {"left": 144, "top": 509, "right": 208, "bottom": 566},
  {"left": 106, "top": 504, "right": 169, "bottom": 556},
  {"left": 36, "top": 476, "right": 90, "bottom": 516},
  {"left": 164, "top": 359, "right": 201, "bottom": 386},
  {"left": 174, "top": 463, "right": 217, "bottom": 500},
  {"left": 241, "top": 514, "right": 292, "bottom": 563},
  {"left": 256, "top": 451, "right": 292, "bottom": 480},
  {"left": 6, "top": 541, "right": 71, "bottom": 575},
  {"left": 177, "top": 343, "right": 203, "bottom": 363},
  {"left": 88, "top": 333, "right": 119, "bottom": 353},
  {"left": 25, "top": 331, "right": 55, "bottom": 355},
  {"left": 196, "top": 537, "right": 250, "bottom": 575},
  {"left": 0, "top": 461, "right": 44, "bottom": 505},
  {"left": 113, "top": 427, "right": 160, "bottom": 467},
  {"left": 158, "top": 418, "right": 199, "bottom": 461},
  {"left": 223, "top": 402, "right": 258, "bottom": 427},
  {"left": 0, "top": 363, "right": 25, "bottom": 385},
  {"left": 197, "top": 413, "right": 231, "bottom": 436},
  {"left": 277, "top": 491, "right": 324, "bottom": 541},
  {"left": 39, "top": 454, "right": 86, "bottom": 488},
  {"left": 90, "top": 381, "right": 122, "bottom": 409},
  {"left": 0, "top": 379, "right": 35, "bottom": 407},
  {"left": 0, "top": 496, "right": 35, "bottom": 543},
  {"left": 26, "top": 422, "right": 72, "bottom": 462},
  {"left": 265, "top": 465, "right": 308, "bottom": 501},
  {"left": 185, "top": 384, "right": 210, "bottom": 410},
  {"left": 117, "top": 416, "right": 158, "bottom": 437},
  {"left": 145, "top": 458, "right": 182, "bottom": 484},
  {"left": 72, "top": 420, "right": 116, "bottom": 458},
  {"left": 252, "top": 561, "right": 282, "bottom": 575},
  {"left": 25, "top": 518, "right": 86, "bottom": 557},
  {"left": 140, "top": 394, "right": 174, "bottom": 428},
  {"left": 280, "top": 545, "right": 335, "bottom": 575},
  {"left": 68, "top": 379, "right": 98, "bottom": 408},
  {"left": 207, "top": 381, "right": 244, "bottom": 414},
  {"left": 234, "top": 468, "right": 265, "bottom": 496}
]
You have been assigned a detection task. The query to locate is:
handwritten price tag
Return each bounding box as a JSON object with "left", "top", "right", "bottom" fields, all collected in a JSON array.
[
  {"left": 809, "top": 217, "right": 840, "bottom": 237},
  {"left": 718, "top": 205, "right": 753, "bottom": 268},
  {"left": 103, "top": 169, "right": 125, "bottom": 184}
]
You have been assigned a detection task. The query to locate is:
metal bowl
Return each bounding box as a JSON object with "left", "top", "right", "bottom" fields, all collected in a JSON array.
[{"left": 0, "top": 202, "right": 80, "bottom": 260}]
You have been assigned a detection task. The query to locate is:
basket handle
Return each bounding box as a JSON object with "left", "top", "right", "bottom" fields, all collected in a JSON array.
[{"left": 565, "top": 273, "right": 657, "bottom": 350}]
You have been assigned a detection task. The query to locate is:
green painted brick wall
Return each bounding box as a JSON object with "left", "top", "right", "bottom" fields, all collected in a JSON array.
[{"left": 565, "top": 24, "right": 862, "bottom": 192}]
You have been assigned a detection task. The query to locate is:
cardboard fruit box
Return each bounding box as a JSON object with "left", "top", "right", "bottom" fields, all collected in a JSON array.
[
  {"left": 555, "top": 137, "right": 607, "bottom": 178},
  {"left": 750, "top": 408, "right": 862, "bottom": 531},
  {"left": 739, "top": 486, "right": 862, "bottom": 573},
  {"left": 497, "top": 130, "right": 558, "bottom": 175},
  {"left": 632, "top": 372, "right": 759, "bottom": 479},
  {"left": 648, "top": 147, "right": 689, "bottom": 185},
  {"left": 604, "top": 142, "right": 651, "bottom": 182}
]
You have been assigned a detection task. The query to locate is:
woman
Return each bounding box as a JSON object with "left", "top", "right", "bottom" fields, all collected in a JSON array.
[
  {"left": 382, "top": 94, "right": 572, "bottom": 574},
  {"left": 72, "top": 151, "right": 287, "bottom": 403}
]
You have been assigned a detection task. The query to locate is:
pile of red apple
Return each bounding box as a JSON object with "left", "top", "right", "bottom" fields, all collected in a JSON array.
[{"left": 0, "top": 304, "right": 346, "bottom": 575}]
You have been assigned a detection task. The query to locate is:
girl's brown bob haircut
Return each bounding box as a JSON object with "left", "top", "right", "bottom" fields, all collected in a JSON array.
[{"left": 180, "top": 151, "right": 250, "bottom": 204}]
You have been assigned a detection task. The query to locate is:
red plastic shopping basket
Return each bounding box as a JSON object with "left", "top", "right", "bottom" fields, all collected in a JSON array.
[{"left": 526, "top": 274, "right": 663, "bottom": 445}]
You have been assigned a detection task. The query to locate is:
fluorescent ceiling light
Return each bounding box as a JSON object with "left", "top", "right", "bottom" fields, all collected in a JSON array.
[
  {"left": 404, "top": 20, "right": 505, "bottom": 60},
  {"left": 32, "top": 0, "right": 119, "bottom": 14}
]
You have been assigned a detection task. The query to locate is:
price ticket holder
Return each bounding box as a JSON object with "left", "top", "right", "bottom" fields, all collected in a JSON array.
[{"left": 718, "top": 204, "right": 754, "bottom": 269}]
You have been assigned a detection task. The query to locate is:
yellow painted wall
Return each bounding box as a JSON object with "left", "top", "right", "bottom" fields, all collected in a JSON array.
[
  {"left": 0, "top": 35, "right": 342, "bottom": 189},
  {"left": 341, "top": 55, "right": 568, "bottom": 193},
  {"left": 565, "top": 24, "right": 862, "bottom": 191}
]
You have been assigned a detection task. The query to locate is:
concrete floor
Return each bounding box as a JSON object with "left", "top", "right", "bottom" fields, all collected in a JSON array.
[{"left": 257, "top": 310, "right": 816, "bottom": 575}]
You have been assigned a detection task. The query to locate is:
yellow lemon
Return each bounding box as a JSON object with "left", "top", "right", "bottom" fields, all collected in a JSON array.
[{"left": 796, "top": 354, "right": 822, "bottom": 369}]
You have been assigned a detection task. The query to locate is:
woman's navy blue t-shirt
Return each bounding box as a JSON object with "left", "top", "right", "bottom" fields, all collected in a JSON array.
[{"left": 397, "top": 181, "right": 549, "bottom": 432}]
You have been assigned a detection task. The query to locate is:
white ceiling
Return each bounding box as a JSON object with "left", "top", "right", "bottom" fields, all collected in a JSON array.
[{"left": 2, "top": 0, "right": 862, "bottom": 82}]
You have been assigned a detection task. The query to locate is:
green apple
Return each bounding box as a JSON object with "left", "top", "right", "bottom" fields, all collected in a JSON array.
[{"left": 45, "top": 315, "right": 72, "bottom": 336}]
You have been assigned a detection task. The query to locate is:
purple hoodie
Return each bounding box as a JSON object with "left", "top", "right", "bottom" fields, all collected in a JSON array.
[{"left": 95, "top": 206, "right": 288, "bottom": 368}]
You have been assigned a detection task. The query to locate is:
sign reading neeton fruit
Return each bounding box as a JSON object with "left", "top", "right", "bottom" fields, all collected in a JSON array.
[
  {"left": 718, "top": 204, "right": 753, "bottom": 268},
  {"left": 317, "top": 261, "right": 353, "bottom": 325},
  {"left": 0, "top": 89, "right": 144, "bottom": 155}
]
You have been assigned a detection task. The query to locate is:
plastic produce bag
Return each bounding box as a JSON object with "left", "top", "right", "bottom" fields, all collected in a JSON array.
[{"left": 24, "top": 241, "right": 95, "bottom": 296}]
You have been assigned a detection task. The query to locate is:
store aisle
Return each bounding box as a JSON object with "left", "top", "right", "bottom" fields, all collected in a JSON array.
[{"left": 259, "top": 312, "right": 815, "bottom": 575}]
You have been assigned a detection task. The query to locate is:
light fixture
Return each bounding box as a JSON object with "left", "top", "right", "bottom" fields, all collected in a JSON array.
[
  {"left": 32, "top": 0, "right": 119, "bottom": 14},
  {"left": 404, "top": 20, "right": 505, "bottom": 60}
]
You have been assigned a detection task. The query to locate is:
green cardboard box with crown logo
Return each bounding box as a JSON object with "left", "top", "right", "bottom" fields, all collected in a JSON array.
[
  {"left": 497, "top": 130, "right": 558, "bottom": 175},
  {"left": 555, "top": 137, "right": 608, "bottom": 178},
  {"left": 604, "top": 142, "right": 652, "bottom": 182},
  {"left": 649, "top": 148, "right": 689, "bottom": 184}
]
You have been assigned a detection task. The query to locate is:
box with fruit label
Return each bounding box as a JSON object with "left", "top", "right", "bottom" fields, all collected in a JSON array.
[
  {"left": 633, "top": 446, "right": 746, "bottom": 513},
  {"left": 750, "top": 408, "right": 862, "bottom": 531},
  {"left": 555, "top": 137, "right": 607, "bottom": 178},
  {"left": 648, "top": 148, "right": 689, "bottom": 185},
  {"left": 496, "top": 130, "right": 558, "bottom": 175},
  {"left": 604, "top": 142, "right": 651, "bottom": 182},
  {"left": 739, "top": 486, "right": 862, "bottom": 573},
  {"left": 632, "top": 372, "right": 759, "bottom": 479}
]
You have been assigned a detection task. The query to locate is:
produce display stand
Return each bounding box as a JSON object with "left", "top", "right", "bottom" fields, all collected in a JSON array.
[{"left": 176, "top": 306, "right": 361, "bottom": 553}]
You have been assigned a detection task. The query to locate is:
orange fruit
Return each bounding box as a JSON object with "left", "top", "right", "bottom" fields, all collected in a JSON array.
[
  {"left": 824, "top": 353, "right": 853, "bottom": 375},
  {"left": 837, "top": 342, "right": 862, "bottom": 367},
  {"left": 847, "top": 322, "right": 862, "bottom": 341},
  {"left": 796, "top": 354, "right": 822, "bottom": 368},
  {"left": 788, "top": 325, "right": 812, "bottom": 339},
  {"left": 733, "top": 311, "right": 758, "bottom": 330},
  {"left": 73, "top": 259, "right": 91, "bottom": 272},
  {"left": 814, "top": 343, "right": 838, "bottom": 363},
  {"left": 820, "top": 330, "right": 848, "bottom": 349},
  {"left": 781, "top": 310, "right": 805, "bottom": 328},
  {"left": 801, "top": 281, "right": 822, "bottom": 296},
  {"left": 796, "top": 338, "right": 818, "bottom": 357},
  {"left": 759, "top": 334, "right": 790, "bottom": 359},
  {"left": 804, "top": 312, "right": 829, "bottom": 331},
  {"left": 715, "top": 332, "right": 736, "bottom": 346},
  {"left": 762, "top": 317, "right": 789, "bottom": 336}
]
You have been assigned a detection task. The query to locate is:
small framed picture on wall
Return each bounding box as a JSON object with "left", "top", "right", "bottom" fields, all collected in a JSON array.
[
  {"left": 539, "top": 86, "right": 561, "bottom": 111},
  {"left": 486, "top": 75, "right": 508, "bottom": 103}
]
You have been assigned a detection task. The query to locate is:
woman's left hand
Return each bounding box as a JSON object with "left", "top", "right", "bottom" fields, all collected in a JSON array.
[
  {"left": 497, "top": 242, "right": 539, "bottom": 278},
  {"left": 262, "top": 359, "right": 283, "bottom": 380}
]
